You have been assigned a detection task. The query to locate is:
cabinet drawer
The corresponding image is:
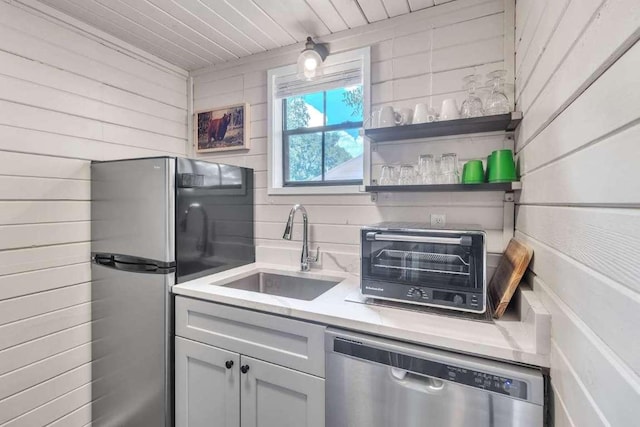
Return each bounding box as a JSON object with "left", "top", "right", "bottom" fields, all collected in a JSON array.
[{"left": 175, "top": 296, "right": 326, "bottom": 377}]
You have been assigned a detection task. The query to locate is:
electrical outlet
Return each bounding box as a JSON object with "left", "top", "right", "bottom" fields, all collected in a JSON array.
[{"left": 430, "top": 214, "right": 446, "bottom": 227}]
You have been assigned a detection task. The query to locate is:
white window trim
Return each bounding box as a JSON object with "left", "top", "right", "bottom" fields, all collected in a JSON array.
[{"left": 267, "top": 46, "right": 371, "bottom": 195}]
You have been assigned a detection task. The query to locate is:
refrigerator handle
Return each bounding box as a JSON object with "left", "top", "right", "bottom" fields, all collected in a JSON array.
[{"left": 93, "top": 253, "right": 176, "bottom": 274}]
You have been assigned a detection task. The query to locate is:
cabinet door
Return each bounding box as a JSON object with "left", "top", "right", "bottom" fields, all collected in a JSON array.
[
  {"left": 240, "top": 356, "right": 324, "bottom": 427},
  {"left": 175, "top": 337, "right": 240, "bottom": 427}
]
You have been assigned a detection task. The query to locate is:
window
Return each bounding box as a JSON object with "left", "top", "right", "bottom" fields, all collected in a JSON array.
[
  {"left": 268, "top": 47, "right": 370, "bottom": 194},
  {"left": 283, "top": 86, "right": 363, "bottom": 186}
]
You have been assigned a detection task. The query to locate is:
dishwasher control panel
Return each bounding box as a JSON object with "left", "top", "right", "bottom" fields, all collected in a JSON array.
[
  {"left": 444, "top": 365, "right": 525, "bottom": 397},
  {"left": 334, "top": 337, "right": 529, "bottom": 400}
]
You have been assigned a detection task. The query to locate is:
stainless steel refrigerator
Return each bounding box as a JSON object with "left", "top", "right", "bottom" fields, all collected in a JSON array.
[{"left": 91, "top": 157, "right": 254, "bottom": 426}]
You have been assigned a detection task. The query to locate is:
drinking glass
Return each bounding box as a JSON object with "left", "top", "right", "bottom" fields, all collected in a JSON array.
[
  {"left": 379, "top": 165, "right": 397, "bottom": 185},
  {"left": 487, "top": 69, "right": 507, "bottom": 80},
  {"left": 460, "top": 74, "right": 484, "bottom": 118},
  {"left": 418, "top": 154, "right": 437, "bottom": 184},
  {"left": 440, "top": 153, "right": 460, "bottom": 184},
  {"left": 484, "top": 70, "right": 510, "bottom": 115},
  {"left": 398, "top": 164, "right": 417, "bottom": 185}
]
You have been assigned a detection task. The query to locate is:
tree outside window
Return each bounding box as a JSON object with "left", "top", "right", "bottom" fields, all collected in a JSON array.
[{"left": 283, "top": 86, "right": 363, "bottom": 186}]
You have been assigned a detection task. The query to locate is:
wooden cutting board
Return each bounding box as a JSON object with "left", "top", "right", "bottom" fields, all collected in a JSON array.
[{"left": 489, "top": 238, "right": 534, "bottom": 319}]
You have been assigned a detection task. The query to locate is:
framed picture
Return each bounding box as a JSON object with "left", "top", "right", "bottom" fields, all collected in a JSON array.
[{"left": 195, "top": 103, "right": 250, "bottom": 153}]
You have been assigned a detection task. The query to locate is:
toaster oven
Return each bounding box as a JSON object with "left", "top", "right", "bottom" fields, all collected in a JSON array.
[{"left": 360, "top": 223, "right": 486, "bottom": 313}]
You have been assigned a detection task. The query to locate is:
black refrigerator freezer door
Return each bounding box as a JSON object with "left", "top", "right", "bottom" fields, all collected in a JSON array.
[
  {"left": 91, "top": 157, "right": 175, "bottom": 264},
  {"left": 91, "top": 262, "right": 173, "bottom": 427},
  {"left": 175, "top": 158, "right": 255, "bottom": 283}
]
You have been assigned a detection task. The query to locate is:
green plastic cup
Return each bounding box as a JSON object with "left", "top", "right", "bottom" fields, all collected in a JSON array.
[
  {"left": 488, "top": 149, "right": 517, "bottom": 182},
  {"left": 462, "top": 160, "right": 485, "bottom": 184}
]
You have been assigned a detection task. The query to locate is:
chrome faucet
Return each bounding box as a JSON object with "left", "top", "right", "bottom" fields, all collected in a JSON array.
[{"left": 282, "top": 204, "right": 319, "bottom": 271}]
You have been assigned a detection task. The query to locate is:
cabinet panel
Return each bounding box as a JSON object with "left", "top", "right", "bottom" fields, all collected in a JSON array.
[
  {"left": 240, "top": 356, "right": 325, "bottom": 427},
  {"left": 175, "top": 296, "right": 326, "bottom": 377},
  {"left": 175, "top": 337, "right": 240, "bottom": 427}
]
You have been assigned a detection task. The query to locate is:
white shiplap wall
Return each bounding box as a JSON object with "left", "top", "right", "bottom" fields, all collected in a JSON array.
[
  {"left": 0, "top": 1, "right": 188, "bottom": 425},
  {"left": 191, "top": 0, "right": 514, "bottom": 272},
  {"left": 514, "top": 0, "right": 640, "bottom": 425}
]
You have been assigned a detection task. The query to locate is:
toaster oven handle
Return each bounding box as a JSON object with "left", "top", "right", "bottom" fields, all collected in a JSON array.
[{"left": 366, "top": 232, "right": 467, "bottom": 245}]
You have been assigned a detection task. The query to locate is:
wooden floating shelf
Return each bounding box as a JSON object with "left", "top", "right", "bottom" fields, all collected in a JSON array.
[
  {"left": 365, "top": 182, "right": 522, "bottom": 193},
  {"left": 364, "top": 112, "right": 523, "bottom": 143}
]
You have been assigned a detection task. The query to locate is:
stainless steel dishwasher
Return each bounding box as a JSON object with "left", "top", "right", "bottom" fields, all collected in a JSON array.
[{"left": 326, "top": 329, "right": 544, "bottom": 427}]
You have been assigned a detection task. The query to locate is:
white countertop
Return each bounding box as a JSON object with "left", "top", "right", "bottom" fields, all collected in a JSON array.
[{"left": 173, "top": 263, "right": 550, "bottom": 367}]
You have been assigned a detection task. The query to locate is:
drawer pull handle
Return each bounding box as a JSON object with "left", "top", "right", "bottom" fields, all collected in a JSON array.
[
  {"left": 225, "top": 360, "right": 234, "bottom": 369},
  {"left": 240, "top": 365, "right": 250, "bottom": 374}
]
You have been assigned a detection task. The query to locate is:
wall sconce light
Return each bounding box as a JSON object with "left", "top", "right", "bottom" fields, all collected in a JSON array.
[{"left": 297, "top": 36, "right": 329, "bottom": 80}]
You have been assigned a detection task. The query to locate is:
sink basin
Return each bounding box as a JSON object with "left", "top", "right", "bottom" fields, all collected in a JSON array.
[{"left": 221, "top": 272, "right": 340, "bottom": 301}]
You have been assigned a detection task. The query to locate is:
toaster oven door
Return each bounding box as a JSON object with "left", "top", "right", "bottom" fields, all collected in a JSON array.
[{"left": 361, "top": 230, "right": 485, "bottom": 311}]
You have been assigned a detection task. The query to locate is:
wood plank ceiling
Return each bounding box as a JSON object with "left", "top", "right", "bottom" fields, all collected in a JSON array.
[{"left": 38, "top": 0, "right": 449, "bottom": 71}]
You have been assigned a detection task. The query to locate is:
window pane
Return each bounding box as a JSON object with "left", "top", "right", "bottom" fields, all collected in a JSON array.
[
  {"left": 285, "top": 92, "right": 324, "bottom": 130},
  {"left": 286, "top": 133, "right": 323, "bottom": 182},
  {"left": 326, "top": 85, "right": 363, "bottom": 125},
  {"left": 324, "top": 128, "right": 363, "bottom": 181}
]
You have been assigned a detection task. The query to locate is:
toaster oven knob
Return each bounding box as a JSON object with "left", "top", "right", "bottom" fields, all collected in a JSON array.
[
  {"left": 453, "top": 294, "right": 464, "bottom": 305},
  {"left": 410, "top": 288, "right": 425, "bottom": 299}
]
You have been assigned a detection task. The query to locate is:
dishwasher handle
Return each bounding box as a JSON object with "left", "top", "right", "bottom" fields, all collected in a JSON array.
[{"left": 390, "top": 367, "right": 445, "bottom": 392}]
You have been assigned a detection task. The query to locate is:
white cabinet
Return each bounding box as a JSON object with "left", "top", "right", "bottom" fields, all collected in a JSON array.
[
  {"left": 175, "top": 337, "right": 240, "bottom": 427},
  {"left": 240, "top": 356, "right": 325, "bottom": 427},
  {"left": 175, "top": 297, "right": 326, "bottom": 427}
]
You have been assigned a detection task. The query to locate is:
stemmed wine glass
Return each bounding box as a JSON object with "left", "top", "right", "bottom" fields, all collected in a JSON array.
[
  {"left": 484, "top": 70, "right": 510, "bottom": 115},
  {"left": 460, "top": 74, "right": 484, "bottom": 118}
]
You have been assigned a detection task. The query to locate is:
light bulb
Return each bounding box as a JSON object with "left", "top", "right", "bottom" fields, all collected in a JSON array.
[
  {"left": 304, "top": 57, "right": 317, "bottom": 71},
  {"left": 303, "top": 68, "right": 316, "bottom": 79}
]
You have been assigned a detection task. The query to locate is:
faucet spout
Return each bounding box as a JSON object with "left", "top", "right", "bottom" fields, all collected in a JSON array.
[{"left": 282, "top": 204, "right": 318, "bottom": 271}]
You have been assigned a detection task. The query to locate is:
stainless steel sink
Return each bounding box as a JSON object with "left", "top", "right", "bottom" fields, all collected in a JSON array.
[{"left": 221, "top": 272, "right": 340, "bottom": 301}]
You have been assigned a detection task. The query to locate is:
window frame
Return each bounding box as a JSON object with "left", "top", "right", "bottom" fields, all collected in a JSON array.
[{"left": 267, "top": 47, "right": 370, "bottom": 195}]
